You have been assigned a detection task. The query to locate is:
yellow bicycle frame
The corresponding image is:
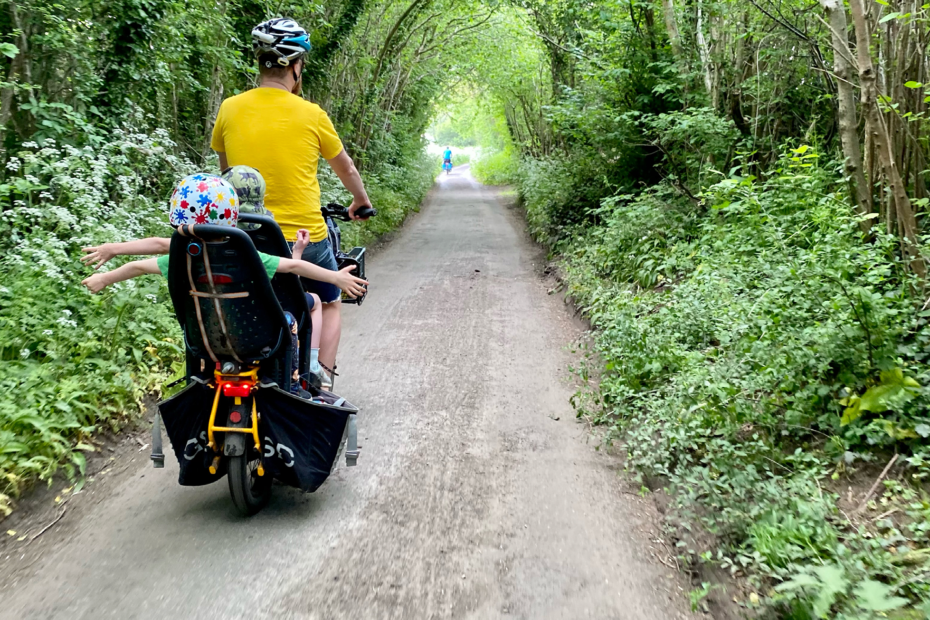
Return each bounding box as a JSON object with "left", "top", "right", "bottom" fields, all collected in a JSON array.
[{"left": 206, "top": 366, "right": 261, "bottom": 453}]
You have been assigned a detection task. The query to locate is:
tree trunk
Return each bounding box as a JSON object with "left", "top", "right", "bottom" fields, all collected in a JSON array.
[
  {"left": 696, "top": 0, "right": 715, "bottom": 105},
  {"left": 200, "top": 0, "right": 227, "bottom": 163},
  {"left": 0, "top": 2, "right": 30, "bottom": 146},
  {"left": 660, "top": 0, "right": 690, "bottom": 95},
  {"left": 642, "top": 3, "right": 659, "bottom": 62},
  {"left": 201, "top": 62, "right": 224, "bottom": 164},
  {"left": 849, "top": 0, "right": 925, "bottom": 276},
  {"left": 819, "top": 0, "right": 872, "bottom": 228}
]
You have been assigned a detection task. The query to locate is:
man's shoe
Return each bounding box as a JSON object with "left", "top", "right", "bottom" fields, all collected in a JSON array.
[{"left": 307, "top": 366, "right": 332, "bottom": 391}]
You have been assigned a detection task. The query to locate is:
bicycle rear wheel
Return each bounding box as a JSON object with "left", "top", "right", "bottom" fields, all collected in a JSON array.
[{"left": 228, "top": 441, "right": 271, "bottom": 516}]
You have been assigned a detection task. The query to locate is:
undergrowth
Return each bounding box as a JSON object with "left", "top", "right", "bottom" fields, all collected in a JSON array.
[{"left": 519, "top": 145, "right": 930, "bottom": 617}]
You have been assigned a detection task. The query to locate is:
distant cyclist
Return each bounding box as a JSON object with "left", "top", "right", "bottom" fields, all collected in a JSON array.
[
  {"left": 443, "top": 146, "right": 452, "bottom": 167},
  {"left": 210, "top": 17, "right": 374, "bottom": 388}
]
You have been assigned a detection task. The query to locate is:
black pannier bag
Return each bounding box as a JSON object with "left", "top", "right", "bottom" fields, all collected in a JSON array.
[
  {"left": 255, "top": 386, "right": 359, "bottom": 492},
  {"left": 157, "top": 381, "right": 226, "bottom": 486},
  {"left": 157, "top": 382, "right": 359, "bottom": 492}
]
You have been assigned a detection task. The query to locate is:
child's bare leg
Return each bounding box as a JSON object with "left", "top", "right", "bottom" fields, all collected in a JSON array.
[
  {"left": 309, "top": 293, "right": 322, "bottom": 350},
  {"left": 306, "top": 293, "right": 325, "bottom": 381}
]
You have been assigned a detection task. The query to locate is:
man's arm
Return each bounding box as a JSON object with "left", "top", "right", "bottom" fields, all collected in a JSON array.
[
  {"left": 82, "top": 237, "right": 171, "bottom": 270},
  {"left": 326, "top": 150, "right": 373, "bottom": 220},
  {"left": 218, "top": 152, "right": 228, "bottom": 171},
  {"left": 276, "top": 257, "right": 368, "bottom": 298},
  {"left": 82, "top": 258, "right": 161, "bottom": 293}
]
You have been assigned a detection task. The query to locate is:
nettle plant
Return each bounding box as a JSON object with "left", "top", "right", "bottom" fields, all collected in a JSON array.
[{"left": 0, "top": 122, "right": 195, "bottom": 513}]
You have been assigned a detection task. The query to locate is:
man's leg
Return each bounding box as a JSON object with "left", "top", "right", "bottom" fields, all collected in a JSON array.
[
  {"left": 319, "top": 300, "right": 341, "bottom": 370},
  {"left": 294, "top": 237, "right": 343, "bottom": 373}
]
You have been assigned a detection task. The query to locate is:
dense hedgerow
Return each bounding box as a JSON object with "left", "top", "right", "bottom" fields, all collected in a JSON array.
[
  {"left": 0, "top": 118, "right": 192, "bottom": 514},
  {"left": 520, "top": 144, "right": 930, "bottom": 615}
]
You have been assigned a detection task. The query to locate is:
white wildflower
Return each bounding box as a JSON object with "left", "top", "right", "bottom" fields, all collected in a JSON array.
[
  {"left": 43, "top": 329, "right": 53, "bottom": 336},
  {"left": 20, "top": 348, "right": 30, "bottom": 359}
]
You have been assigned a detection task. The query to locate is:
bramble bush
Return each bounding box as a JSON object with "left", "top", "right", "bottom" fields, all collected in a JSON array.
[{"left": 527, "top": 144, "right": 930, "bottom": 615}]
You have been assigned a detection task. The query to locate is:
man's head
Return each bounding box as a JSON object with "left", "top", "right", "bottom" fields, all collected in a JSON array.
[
  {"left": 252, "top": 18, "right": 311, "bottom": 92},
  {"left": 169, "top": 174, "right": 239, "bottom": 228}
]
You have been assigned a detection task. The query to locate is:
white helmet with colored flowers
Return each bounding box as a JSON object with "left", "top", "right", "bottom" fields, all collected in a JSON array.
[{"left": 168, "top": 174, "right": 239, "bottom": 228}]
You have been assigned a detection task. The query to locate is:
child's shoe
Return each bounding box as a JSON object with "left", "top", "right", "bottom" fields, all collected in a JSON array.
[{"left": 318, "top": 367, "right": 333, "bottom": 391}]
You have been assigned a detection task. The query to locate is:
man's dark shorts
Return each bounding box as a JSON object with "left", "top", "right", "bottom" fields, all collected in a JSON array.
[{"left": 289, "top": 238, "right": 341, "bottom": 304}]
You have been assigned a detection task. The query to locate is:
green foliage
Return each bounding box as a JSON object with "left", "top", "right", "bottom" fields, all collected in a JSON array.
[
  {"left": 529, "top": 145, "right": 930, "bottom": 613},
  {"left": 776, "top": 565, "right": 911, "bottom": 618},
  {"left": 471, "top": 148, "right": 518, "bottom": 185},
  {"left": 0, "top": 121, "right": 193, "bottom": 513}
]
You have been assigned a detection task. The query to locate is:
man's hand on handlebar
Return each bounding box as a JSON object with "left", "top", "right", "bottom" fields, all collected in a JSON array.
[
  {"left": 332, "top": 265, "right": 368, "bottom": 298},
  {"left": 348, "top": 199, "right": 375, "bottom": 221}
]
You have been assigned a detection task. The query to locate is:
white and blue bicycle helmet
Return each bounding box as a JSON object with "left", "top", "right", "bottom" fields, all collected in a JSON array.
[{"left": 251, "top": 18, "right": 311, "bottom": 67}]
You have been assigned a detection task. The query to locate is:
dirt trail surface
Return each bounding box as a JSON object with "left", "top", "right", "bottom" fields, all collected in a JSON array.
[{"left": 1, "top": 169, "right": 696, "bottom": 620}]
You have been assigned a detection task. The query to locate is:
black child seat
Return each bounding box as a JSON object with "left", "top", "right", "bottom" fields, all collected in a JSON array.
[
  {"left": 155, "top": 223, "right": 359, "bottom": 493},
  {"left": 166, "top": 223, "right": 295, "bottom": 388},
  {"left": 238, "top": 213, "right": 314, "bottom": 379}
]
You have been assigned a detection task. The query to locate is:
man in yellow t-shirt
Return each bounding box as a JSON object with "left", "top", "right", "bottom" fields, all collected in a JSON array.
[{"left": 211, "top": 17, "right": 374, "bottom": 385}]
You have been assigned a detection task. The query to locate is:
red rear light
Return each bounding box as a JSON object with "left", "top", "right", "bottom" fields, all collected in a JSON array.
[
  {"left": 222, "top": 383, "right": 252, "bottom": 397},
  {"left": 197, "top": 274, "right": 233, "bottom": 284}
]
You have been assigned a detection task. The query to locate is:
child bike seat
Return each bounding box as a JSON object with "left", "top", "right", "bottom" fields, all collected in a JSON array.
[{"left": 166, "top": 224, "right": 294, "bottom": 388}]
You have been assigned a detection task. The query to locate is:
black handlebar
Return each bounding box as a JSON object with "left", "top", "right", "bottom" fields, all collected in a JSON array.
[
  {"left": 322, "top": 203, "right": 378, "bottom": 221},
  {"left": 355, "top": 205, "right": 377, "bottom": 219}
]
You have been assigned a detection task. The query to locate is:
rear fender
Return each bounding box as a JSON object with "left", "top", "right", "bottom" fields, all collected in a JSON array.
[{"left": 223, "top": 400, "right": 250, "bottom": 457}]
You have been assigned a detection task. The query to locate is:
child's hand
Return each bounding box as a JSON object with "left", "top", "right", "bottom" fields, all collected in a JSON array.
[
  {"left": 293, "top": 229, "right": 310, "bottom": 257},
  {"left": 82, "top": 273, "right": 109, "bottom": 294},
  {"left": 332, "top": 265, "right": 368, "bottom": 299},
  {"left": 81, "top": 244, "right": 116, "bottom": 270}
]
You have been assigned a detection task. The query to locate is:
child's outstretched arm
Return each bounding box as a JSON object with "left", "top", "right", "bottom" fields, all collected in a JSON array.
[
  {"left": 292, "top": 229, "right": 310, "bottom": 259},
  {"left": 276, "top": 258, "right": 368, "bottom": 299},
  {"left": 82, "top": 258, "right": 161, "bottom": 293},
  {"left": 81, "top": 238, "right": 171, "bottom": 270}
]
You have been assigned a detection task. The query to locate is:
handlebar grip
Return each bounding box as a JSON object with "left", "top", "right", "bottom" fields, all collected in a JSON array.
[{"left": 355, "top": 206, "right": 377, "bottom": 219}]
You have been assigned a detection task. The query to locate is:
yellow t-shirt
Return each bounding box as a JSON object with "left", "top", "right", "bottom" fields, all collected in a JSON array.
[{"left": 211, "top": 88, "right": 344, "bottom": 242}]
